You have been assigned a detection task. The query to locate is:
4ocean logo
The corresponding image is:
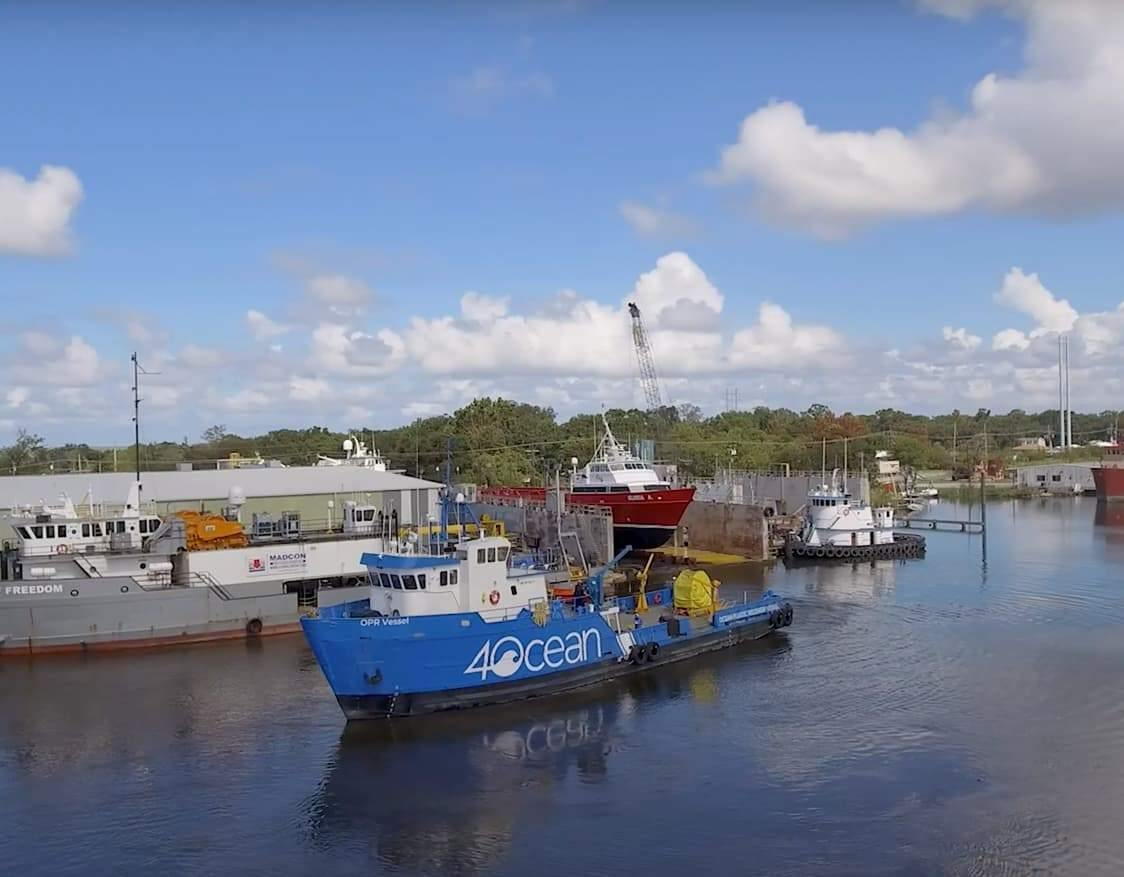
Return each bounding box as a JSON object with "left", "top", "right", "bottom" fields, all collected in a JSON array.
[{"left": 464, "top": 628, "right": 604, "bottom": 680}]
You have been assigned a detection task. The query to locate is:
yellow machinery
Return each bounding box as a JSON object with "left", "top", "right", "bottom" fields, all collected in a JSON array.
[
  {"left": 635, "top": 555, "right": 654, "bottom": 612},
  {"left": 174, "top": 511, "right": 249, "bottom": 551},
  {"left": 672, "top": 569, "right": 721, "bottom": 616}
]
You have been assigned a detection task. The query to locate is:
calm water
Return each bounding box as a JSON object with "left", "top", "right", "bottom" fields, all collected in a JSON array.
[{"left": 3, "top": 499, "right": 1124, "bottom": 876}]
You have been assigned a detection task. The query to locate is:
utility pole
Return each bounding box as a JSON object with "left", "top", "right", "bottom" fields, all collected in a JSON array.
[{"left": 131, "top": 352, "right": 142, "bottom": 483}]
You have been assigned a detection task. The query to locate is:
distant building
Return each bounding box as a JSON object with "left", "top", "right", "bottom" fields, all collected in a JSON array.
[
  {"left": 1014, "top": 437, "right": 1048, "bottom": 451},
  {"left": 1015, "top": 463, "right": 1095, "bottom": 495}
]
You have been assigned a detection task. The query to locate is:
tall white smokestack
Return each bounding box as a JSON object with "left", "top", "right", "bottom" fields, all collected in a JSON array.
[
  {"left": 1066, "top": 334, "right": 1072, "bottom": 449},
  {"left": 1059, "top": 335, "right": 1066, "bottom": 448}
]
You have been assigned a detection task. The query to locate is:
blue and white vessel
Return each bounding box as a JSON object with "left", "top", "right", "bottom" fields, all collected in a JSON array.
[{"left": 302, "top": 492, "right": 793, "bottom": 720}]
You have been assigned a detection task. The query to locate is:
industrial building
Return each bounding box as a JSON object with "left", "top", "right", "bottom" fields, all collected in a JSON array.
[
  {"left": 0, "top": 466, "right": 443, "bottom": 537},
  {"left": 1015, "top": 463, "right": 1096, "bottom": 495}
]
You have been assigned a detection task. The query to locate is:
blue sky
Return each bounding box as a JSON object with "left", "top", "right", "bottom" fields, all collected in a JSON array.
[{"left": 3, "top": 0, "right": 1124, "bottom": 444}]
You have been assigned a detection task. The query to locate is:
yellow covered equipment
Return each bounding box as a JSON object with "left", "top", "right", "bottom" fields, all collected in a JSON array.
[
  {"left": 174, "top": 511, "right": 249, "bottom": 551},
  {"left": 672, "top": 569, "right": 718, "bottom": 615}
]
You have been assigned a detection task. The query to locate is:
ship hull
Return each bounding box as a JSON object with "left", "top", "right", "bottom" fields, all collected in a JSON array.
[
  {"left": 1093, "top": 466, "right": 1124, "bottom": 501},
  {"left": 0, "top": 577, "right": 298, "bottom": 656},
  {"left": 301, "top": 588, "right": 790, "bottom": 720},
  {"left": 479, "top": 486, "right": 695, "bottom": 551}
]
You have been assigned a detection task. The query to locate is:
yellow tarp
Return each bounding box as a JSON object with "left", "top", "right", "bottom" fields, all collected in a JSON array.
[{"left": 672, "top": 569, "right": 717, "bottom": 615}]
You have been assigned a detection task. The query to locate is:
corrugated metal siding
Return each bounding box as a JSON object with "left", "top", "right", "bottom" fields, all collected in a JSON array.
[{"left": 0, "top": 467, "right": 441, "bottom": 509}]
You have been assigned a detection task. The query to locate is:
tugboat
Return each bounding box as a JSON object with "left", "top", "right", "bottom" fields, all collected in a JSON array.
[
  {"left": 300, "top": 483, "right": 792, "bottom": 720},
  {"left": 784, "top": 471, "right": 924, "bottom": 561},
  {"left": 479, "top": 414, "right": 695, "bottom": 551}
]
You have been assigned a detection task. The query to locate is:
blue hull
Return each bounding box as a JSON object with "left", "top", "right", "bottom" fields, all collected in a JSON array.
[{"left": 302, "top": 590, "right": 792, "bottom": 720}]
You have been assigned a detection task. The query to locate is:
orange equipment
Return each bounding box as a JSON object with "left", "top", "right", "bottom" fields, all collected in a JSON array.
[{"left": 174, "top": 511, "right": 249, "bottom": 551}]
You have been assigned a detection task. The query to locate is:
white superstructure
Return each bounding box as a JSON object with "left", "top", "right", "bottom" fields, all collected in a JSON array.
[
  {"left": 569, "top": 415, "right": 669, "bottom": 494},
  {"left": 801, "top": 472, "right": 895, "bottom": 548},
  {"left": 317, "top": 436, "right": 389, "bottom": 470}
]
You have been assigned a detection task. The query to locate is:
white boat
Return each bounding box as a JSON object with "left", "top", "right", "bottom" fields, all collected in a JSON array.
[
  {"left": 800, "top": 472, "right": 896, "bottom": 548},
  {"left": 317, "top": 435, "right": 389, "bottom": 470},
  {"left": 0, "top": 482, "right": 401, "bottom": 655}
]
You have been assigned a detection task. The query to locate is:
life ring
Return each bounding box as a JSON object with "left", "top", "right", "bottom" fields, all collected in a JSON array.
[
  {"left": 246, "top": 618, "right": 263, "bottom": 636},
  {"left": 57, "top": 544, "right": 69, "bottom": 554},
  {"left": 651, "top": 591, "right": 663, "bottom": 605},
  {"left": 488, "top": 590, "right": 500, "bottom": 606}
]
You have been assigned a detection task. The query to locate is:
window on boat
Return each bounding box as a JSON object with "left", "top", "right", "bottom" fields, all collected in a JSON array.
[
  {"left": 609, "top": 464, "right": 623, "bottom": 471},
  {"left": 139, "top": 520, "right": 148, "bottom": 534},
  {"left": 15, "top": 526, "right": 29, "bottom": 539},
  {"left": 643, "top": 484, "right": 664, "bottom": 491},
  {"left": 379, "top": 573, "right": 393, "bottom": 588},
  {"left": 391, "top": 575, "right": 403, "bottom": 590},
  {"left": 510, "top": 584, "right": 518, "bottom": 596},
  {"left": 477, "top": 548, "right": 486, "bottom": 563},
  {"left": 497, "top": 546, "right": 508, "bottom": 562},
  {"left": 364, "top": 509, "right": 375, "bottom": 522},
  {"left": 440, "top": 570, "right": 448, "bottom": 586},
  {"left": 450, "top": 570, "right": 458, "bottom": 585},
  {"left": 1052, "top": 474, "right": 1062, "bottom": 482},
  {"left": 92, "top": 523, "right": 103, "bottom": 537},
  {"left": 610, "top": 486, "right": 629, "bottom": 493},
  {"left": 487, "top": 547, "right": 496, "bottom": 563},
  {"left": 43, "top": 525, "right": 54, "bottom": 538},
  {"left": 1036, "top": 474, "right": 1046, "bottom": 482},
  {"left": 403, "top": 575, "right": 418, "bottom": 590},
  {"left": 370, "top": 573, "right": 382, "bottom": 588},
  {"left": 417, "top": 574, "right": 426, "bottom": 589}
]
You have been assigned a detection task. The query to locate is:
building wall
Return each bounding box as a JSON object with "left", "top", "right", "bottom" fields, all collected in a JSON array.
[
  {"left": 692, "top": 472, "right": 869, "bottom": 515},
  {"left": 679, "top": 501, "right": 768, "bottom": 560},
  {"left": 1015, "top": 463, "right": 1095, "bottom": 494}
]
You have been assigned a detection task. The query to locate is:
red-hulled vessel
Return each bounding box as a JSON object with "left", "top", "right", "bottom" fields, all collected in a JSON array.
[
  {"left": 479, "top": 416, "right": 694, "bottom": 551},
  {"left": 1092, "top": 445, "right": 1124, "bottom": 501}
]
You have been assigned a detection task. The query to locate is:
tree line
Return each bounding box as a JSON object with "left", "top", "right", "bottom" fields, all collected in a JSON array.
[{"left": 1, "top": 400, "right": 1118, "bottom": 484}]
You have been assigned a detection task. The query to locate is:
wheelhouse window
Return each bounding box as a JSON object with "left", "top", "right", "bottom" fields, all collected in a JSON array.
[
  {"left": 449, "top": 570, "right": 458, "bottom": 585},
  {"left": 379, "top": 573, "right": 393, "bottom": 588},
  {"left": 92, "top": 523, "right": 104, "bottom": 537},
  {"left": 370, "top": 573, "right": 382, "bottom": 587},
  {"left": 440, "top": 571, "right": 448, "bottom": 586},
  {"left": 487, "top": 547, "right": 496, "bottom": 563},
  {"left": 497, "top": 546, "right": 509, "bottom": 562},
  {"left": 391, "top": 575, "right": 403, "bottom": 590},
  {"left": 403, "top": 575, "right": 418, "bottom": 590},
  {"left": 417, "top": 574, "right": 426, "bottom": 589},
  {"left": 477, "top": 548, "right": 486, "bottom": 563}
]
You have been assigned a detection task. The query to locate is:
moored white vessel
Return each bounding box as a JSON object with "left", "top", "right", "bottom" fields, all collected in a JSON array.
[
  {"left": 0, "top": 483, "right": 404, "bottom": 655},
  {"left": 785, "top": 471, "right": 925, "bottom": 561}
]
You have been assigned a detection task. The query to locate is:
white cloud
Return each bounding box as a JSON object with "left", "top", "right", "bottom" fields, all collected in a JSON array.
[
  {"left": 461, "top": 291, "right": 510, "bottom": 324},
  {"left": 11, "top": 333, "right": 103, "bottom": 386},
  {"left": 943, "top": 326, "right": 982, "bottom": 350},
  {"left": 992, "top": 328, "right": 1031, "bottom": 351},
  {"left": 246, "top": 309, "right": 290, "bottom": 341},
  {"left": 707, "top": 1, "right": 1124, "bottom": 236},
  {"left": 306, "top": 274, "right": 374, "bottom": 317},
  {"left": 289, "top": 376, "right": 331, "bottom": 402},
  {"left": 6, "top": 387, "right": 29, "bottom": 408},
  {"left": 177, "top": 344, "right": 225, "bottom": 369},
  {"left": 995, "top": 267, "right": 1077, "bottom": 333},
  {"left": 449, "top": 65, "right": 553, "bottom": 112},
  {"left": 0, "top": 165, "right": 83, "bottom": 256},
  {"left": 629, "top": 251, "right": 724, "bottom": 331},
  {"left": 309, "top": 323, "right": 406, "bottom": 378},
  {"left": 729, "top": 302, "right": 844, "bottom": 364},
  {"left": 618, "top": 201, "right": 697, "bottom": 239}
]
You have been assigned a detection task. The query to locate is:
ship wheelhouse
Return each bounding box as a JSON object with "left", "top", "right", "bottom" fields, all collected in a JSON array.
[{"left": 570, "top": 415, "right": 670, "bottom": 495}]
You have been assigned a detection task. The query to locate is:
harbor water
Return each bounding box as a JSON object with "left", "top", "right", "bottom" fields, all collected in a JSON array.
[{"left": 3, "top": 498, "right": 1124, "bottom": 875}]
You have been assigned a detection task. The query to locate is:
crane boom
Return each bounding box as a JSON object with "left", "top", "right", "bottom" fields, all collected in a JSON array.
[{"left": 627, "top": 302, "right": 663, "bottom": 410}]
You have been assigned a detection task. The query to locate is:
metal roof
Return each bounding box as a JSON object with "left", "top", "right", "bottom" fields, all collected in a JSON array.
[{"left": 0, "top": 466, "right": 442, "bottom": 510}]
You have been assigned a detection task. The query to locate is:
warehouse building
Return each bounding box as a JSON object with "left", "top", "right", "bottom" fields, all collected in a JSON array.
[
  {"left": 1015, "top": 463, "right": 1096, "bottom": 495},
  {"left": 0, "top": 466, "right": 442, "bottom": 538}
]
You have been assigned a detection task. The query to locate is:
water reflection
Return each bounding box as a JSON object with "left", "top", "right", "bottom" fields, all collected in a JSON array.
[{"left": 302, "top": 699, "right": 618, "bottom": 875}]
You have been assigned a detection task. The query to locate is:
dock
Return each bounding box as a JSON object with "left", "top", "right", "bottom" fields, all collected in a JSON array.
[
  {"left": 638, "top": 547, "right": 750, "bottom": 566},
  {"left": 897, "top": 518, "right": 984, "bottom": 533}
]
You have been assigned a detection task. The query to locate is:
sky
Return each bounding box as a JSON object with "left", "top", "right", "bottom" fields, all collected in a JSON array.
[{"left": 3, "top": 0, "right": 1124, "bottom": 445}]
